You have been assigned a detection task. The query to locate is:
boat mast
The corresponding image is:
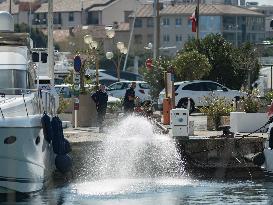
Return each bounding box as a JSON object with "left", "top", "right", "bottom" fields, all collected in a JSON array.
[
  {"left": 48, "top": 0, "right": 54, "bottom": 85},
  {"left": 153, "top": 0, "right": 160, "bottom": 59},
  {"left": 9, "top": 0, "right": 11, "bottom": 14}
]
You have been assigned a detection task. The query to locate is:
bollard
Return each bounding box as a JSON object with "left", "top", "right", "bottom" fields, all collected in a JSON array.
[
  {"left": 187, "top": 98, "right": 191, "bottom": 111},
  {"left": 163, "top": 98, "right": 171, "bottom": 125}
]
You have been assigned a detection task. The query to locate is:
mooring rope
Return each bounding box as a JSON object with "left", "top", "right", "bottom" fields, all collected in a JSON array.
[
  {"left": 0, "top": 107, "right": 4, "bottom": 119},
  {"left": 22, "top": 93, "right": 29, "bottom": 117}
]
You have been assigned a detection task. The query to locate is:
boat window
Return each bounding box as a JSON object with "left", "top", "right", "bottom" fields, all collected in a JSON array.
[{"left": 0, "top": 69, "right": 27, "bottom": 95}]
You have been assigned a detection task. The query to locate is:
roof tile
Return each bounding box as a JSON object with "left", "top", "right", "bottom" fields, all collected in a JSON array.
[{"left": 134, "top": 3, "right": 264, "bottom": 17}]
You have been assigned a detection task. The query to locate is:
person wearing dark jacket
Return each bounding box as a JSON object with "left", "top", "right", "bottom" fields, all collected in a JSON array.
[
  {"left": 91, "top": 84, "right": 108, "bottom": 132},
  {"left": 123, "top": 82, "right": 136, "bottom": 114}
]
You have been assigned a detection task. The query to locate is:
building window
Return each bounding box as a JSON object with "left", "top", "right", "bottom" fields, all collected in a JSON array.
[
  {"left": 175, "top": 18, "right": 182, "bottom": 26},
  {"left": 188, "top": 34, "right": 194, "bottom": 40},
  {"left": 124, "top": 11, "right": 132, "bottom": 23},
  {"left": 188, "top": 19, "right": 192, "bottom": 29},
  {"left": 162, "top": 18, "right": 170, "bottom": 26},
  {"left": 176, "top": 34, "right": 182, "bottom": 42},
  {"left": 53, "top": 13, "right": 62, "bottom": 24},
  {"left": 135, "top": 18, "right": 143, "bottom": 28},
  {"left": 147, "top": 34, "right": 153, "bottom": 43},
  {"left": 163, "top": 34, "right": 170, "bottom": 42},
  {"left": 147, "top": 18, "right": 154, "bottom": 27},
  {"left": 68, "top": 12, "right": 74, "bottom": 22},
  {"left": 134, "top": 34, "right": 143, "bottom": 44},
  {"left": 88, "top": 11, "right": 99, "bottom": 24}
]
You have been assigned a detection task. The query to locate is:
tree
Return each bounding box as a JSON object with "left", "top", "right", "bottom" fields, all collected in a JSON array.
[
  {"left": 236, "top": 42, "right": 260, "bottom": 90},
  {"left": 172, "top": 50, "right": 211, "bottom": 81},
  {"left": 14, "top": 23, "right": 61, "bottom": 50},
  {"left": 184, "top": 33, "right": 245, "bottom": 89},
  {"left": 143, "top": 56, "right": 172, "bottom": 100},
  {"left": 14, "top": 23, "right": 47, "bottom": 48}
]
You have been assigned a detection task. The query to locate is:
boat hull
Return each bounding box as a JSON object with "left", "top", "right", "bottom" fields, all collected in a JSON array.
[{"left": 0, "top": 116, "right": 55, "bottom": 193}]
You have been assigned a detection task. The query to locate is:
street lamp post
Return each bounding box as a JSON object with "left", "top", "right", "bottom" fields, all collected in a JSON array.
[
  {"left": 84, "top": 34, "right": 99, "bottom": 86},
  {"left": 106, "top": 42, "right": 128, "bottom": 82},
  {"left": 105, "top": 27, "right": 128, "bottom": 82}
]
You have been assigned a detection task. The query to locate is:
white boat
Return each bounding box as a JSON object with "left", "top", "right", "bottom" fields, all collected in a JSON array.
[
  {"left": 0, "top": 12, "right": 62, "bottom": 193},
  {"left": 263, "top": 119, "right": 273, "bottom": 173}
]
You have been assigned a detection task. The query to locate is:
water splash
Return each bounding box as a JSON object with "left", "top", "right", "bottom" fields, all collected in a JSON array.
[{"left": 87, "top": 115, "right": 185, "bottom": 179}]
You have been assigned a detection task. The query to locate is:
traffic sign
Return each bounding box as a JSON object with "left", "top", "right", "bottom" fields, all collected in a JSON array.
[
  {"left": 74, "top": 84, "right": 80, "bottom": 91},
  {"left": 74, "top": 98, "right": 79, "bottom": 110},
  {"left": 145, "top": 58, "right": 153, "bottom": 70},
  {"left": 74, "top": 102, "right": 79, "bottom": 110},
  {"left": 74, "top": 90, "right": 80, "bottom": 97},
  {"left": 74, "top": 55, "right": 81, "bottom": 72},
  {"left": 73, "top": 73, "right": 81, "bottom": 84}
]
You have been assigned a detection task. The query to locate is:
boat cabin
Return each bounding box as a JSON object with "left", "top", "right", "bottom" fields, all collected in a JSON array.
[{"left": 0, "top": 12, "right": 34, "bottom": 95}]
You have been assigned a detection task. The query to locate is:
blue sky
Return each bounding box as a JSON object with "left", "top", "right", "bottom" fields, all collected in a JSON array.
[{"left": 247, "top": 0, "right": 273, "bottom": 5}]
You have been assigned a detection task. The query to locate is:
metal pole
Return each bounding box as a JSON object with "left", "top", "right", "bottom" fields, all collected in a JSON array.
[
  {"left": 270, "top": 65, "right": 272, "bottom": 91},
  {"left": 196, "top": 0, "right": 200, "bottom": 40},
  {"left": 235, "top": 16, "right": 238, "bottom": 47},
  {"left": 123, "top": 5, "right": 136, "bottom": 72},
  {"left": 172, "top": 79, "right": 175, "bottom": 109},
  {"left": 9, "top": 0, "right": 11, "bottom": 14},
  {"left": 248, "top": 70, "right": 251, "bottom": 90},
  {"left": 164, "top": 71, "right": 168, "bottom": 98},
  {"left": 75, "top": 110, "right": 78, "bottom": 128},
  {"left": 29, "top": 2, "right": 32, "bottom": 35},
  {"left": 48, "top": 0, "right": 54, "bottom": 85},
  {"left": 153, "top": 0, "right": 160, "bottom": 59},
  {"left": 96, "top": 57, "right": 99, "bottom": 86},
  {"left": 118, "top": 61, "right": 120, "bottom": 82}
]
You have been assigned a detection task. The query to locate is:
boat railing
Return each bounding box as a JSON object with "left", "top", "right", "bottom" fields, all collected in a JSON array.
[
  {"left": 40, "top": 89, "right": 58, "bottom": 116},
  {"left": 0, "top": 87, "right": 57, "bottom": 118}
]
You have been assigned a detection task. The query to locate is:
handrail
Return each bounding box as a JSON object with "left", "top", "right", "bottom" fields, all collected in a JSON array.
[{"left": 0, "top": 88, "right": 58, "bottom": 117}]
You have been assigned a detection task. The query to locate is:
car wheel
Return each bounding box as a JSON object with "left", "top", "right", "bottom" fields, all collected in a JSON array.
[{"left": 177, "top": 98, "right": 195, "bottom": 114}]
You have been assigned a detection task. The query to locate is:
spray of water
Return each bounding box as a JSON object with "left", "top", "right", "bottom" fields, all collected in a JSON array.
[
  {"left": 88, "top": 115, "right": 185, "bottom": 180},
  {"left": 70, "top": 115, "right": 189, "bottom": 197}
]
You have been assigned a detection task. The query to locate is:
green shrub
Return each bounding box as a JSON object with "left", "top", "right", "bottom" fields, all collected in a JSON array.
[
  {"left": 240, "top": 89, "right": 261, "bottom": 113},
  {"left": 57, "top": 96, "right": 70, "bottom": 114},
  {"left": 200, "top": 94, "right": 235, "bottom": 130},
  {"left": 107, "top": 98, "right": 123, "bottom": 113},
  {"left": 264, "top": 91, "right": 273, "bottom": 104}
]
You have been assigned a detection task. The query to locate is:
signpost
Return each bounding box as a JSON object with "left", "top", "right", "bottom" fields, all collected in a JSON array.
[
  {"left": 145, "top": 58, "right": 153, "bottom": 71},
  {"left": 74, "top": 55, "right": 81, "bottom": 72},
  {"left": 73, "top": 55, "right": 81, "bottom": 128}
]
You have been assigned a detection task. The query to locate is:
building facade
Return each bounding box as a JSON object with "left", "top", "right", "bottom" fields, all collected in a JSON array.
[
  {"left": 129, "top": 3, "right": 265, "bottom": 56},
  {"left": 248, "top": 6, "right": 273, "bottom": 39},
  {"left": 0, "top": 0, "right": 138, "bottom": 29}
]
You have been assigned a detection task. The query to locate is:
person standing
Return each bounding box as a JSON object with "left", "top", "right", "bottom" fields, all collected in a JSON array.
[
  {"left": 123, "top": 82, "right": 136, "bottom": 114},
  {"left": 91, "top": 84, "right": 108, "bottom": 132}
]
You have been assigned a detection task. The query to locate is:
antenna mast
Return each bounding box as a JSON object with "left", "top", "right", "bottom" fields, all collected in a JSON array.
[{"left": 48, "top": 0, "right": 54, "bottom": 85}]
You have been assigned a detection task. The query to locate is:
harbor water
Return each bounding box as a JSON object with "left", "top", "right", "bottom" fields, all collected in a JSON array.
[{"left": 2, "top": 115, "right": 273, "bottom": 204}]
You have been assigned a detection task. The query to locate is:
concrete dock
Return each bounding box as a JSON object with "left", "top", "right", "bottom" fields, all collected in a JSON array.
[{"left": 64, "top": 114, "right": 268, "bottom": 179}]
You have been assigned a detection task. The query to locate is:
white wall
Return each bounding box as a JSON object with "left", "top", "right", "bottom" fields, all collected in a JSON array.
[{"left": 102, "top": 0, "right": 137, "bottom": 26}]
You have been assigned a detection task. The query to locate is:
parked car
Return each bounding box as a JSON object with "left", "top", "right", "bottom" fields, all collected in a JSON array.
[
  {"left": 107, "top": 81, "right": 151, "bottom": 103},
  {"left": 158, "top": 80, "right": 246, "bottom": 113},
  {"left": 86, "top": 69, "right": 144, "bottom": 86},
  {"left": 55, "top": 84, "right": 72, "bottom": 98},
  {"left": 55, "top": 84, "right": 97, "bottom": 98}
]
